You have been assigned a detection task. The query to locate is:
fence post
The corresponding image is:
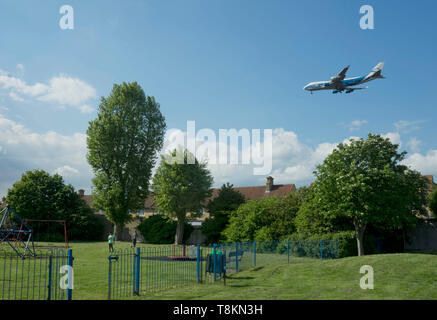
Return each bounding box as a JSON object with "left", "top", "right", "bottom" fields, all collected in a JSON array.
[
  {"left": 236, "top": 242, "right": 239, "bottom": 273},
  {"left": 200, "top": 248, "right": 203, "bottom": 283},
  {"left": 135, "top": 247, "right": 140, "bottom": 295},
  {"left": 320, "top": 240, "right": 323, "bottom": 260},
  {"left": 196, "top": 245, "right": 200, "bottom": 283},
  {"left": 67, "top": 249, "right": 73, "bottom": 300},
  {"left": 287, "top": 240, "right": 290, "bottom": 263},
  {"left": 47, "top": 254, "right": 53, "bottom": 300},
  {"left": 213, "top": 244, "right": 217, "bottom": 282},
  {"left": 108, "top": 255, "right": 112, "bottom": 300},
  {"left": 254, "top": 241, "right": 256, "bottom": 266}
]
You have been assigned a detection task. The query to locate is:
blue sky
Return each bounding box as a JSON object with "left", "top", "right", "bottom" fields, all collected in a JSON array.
[{"left": 0, "top": 0, "right": 436, "bottom": 195}]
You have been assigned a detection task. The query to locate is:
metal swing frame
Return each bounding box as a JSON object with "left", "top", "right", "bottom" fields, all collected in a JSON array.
[
  {"left": 22, "top": 218, "right": 68, "bottom": 249},
  {"left": 0, "top": 205, "right": 35, "bottom": 258}
]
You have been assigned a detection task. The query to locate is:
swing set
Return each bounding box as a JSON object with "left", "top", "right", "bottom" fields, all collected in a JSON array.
[
  {"left": 0, "top": 205, "right": 69, "bottom": 258},
  {"left": 22, "top": 219, "right": 68, "bottom": 249}
]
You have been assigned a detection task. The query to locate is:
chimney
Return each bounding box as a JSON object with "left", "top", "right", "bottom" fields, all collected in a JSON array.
[
  {"left": 265, "top": 176, "right": 274, "bottom": 193},
  {"left": 77, "top": 189, "right": 85, "bottom": 197}
]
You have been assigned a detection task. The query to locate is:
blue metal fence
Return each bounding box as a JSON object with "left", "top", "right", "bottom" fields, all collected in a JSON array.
[
  {"left": 108, "top": 245, "right": 202, "bottom": 299},
  {"left": 0, "top": 248, "right": 73, "bottom": 300},
  {"left": 107, "top": 240, "right": 339, "bottom": 299}
]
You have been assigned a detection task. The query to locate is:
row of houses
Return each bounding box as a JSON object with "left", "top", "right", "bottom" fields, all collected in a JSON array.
[
  {"left": 78, "top": 176, "right": 296, "bottom": 242},
  {"left": 78, "top": 176, "right": 295, "bottom": 221}
]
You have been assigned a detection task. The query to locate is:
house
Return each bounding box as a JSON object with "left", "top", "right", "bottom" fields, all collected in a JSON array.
[
  {"left": 78, "top": 176, "right": 296, "bottom": 242},
  {"left": 135, "top": 176, "right": 296, "bottom": 220}
]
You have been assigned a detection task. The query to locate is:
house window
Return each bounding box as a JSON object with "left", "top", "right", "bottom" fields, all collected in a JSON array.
[{"left": 138, "top": 210, "right": 145, "bottom": 217}]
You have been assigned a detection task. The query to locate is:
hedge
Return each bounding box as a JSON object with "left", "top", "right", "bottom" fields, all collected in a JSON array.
[{"left": 137, "top": 215, "right": 194, "bottom": 244}]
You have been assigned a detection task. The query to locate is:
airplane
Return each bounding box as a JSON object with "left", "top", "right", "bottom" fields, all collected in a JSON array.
[{"left": 303, "top": 62, "right": 385, "bottom": 94}]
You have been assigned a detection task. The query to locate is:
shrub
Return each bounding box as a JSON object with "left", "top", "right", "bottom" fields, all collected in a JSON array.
[
  {"left": 137, "top": 215, "right": 194, "bottom": 244},
  {"left": 282, "top": 232, "right": 357, "bottom": 258},
  {"left": 281, "top": 231, "right": 399, "bottom": 258},
  {"left": 201, "top": 183, "right": 246, "bottom": 244},
  {"left": 200, "top": 212, "right": 230, "bottom": 244},
  {"left": 223, "top": 195, "right": 300, "bottom": 242}
]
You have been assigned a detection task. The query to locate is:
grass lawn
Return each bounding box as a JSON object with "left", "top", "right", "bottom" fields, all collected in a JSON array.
[
  {"left": 137, "top": 252, "right": 437, "bottom": 300},
  {"left": 1, "top": 241, "right": 437, "bottom": 300}
]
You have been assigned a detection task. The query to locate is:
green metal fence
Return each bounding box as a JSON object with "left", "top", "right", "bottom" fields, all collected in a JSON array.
[
  {"left": 0, "top": 248, "right": 73, "bottom": 300},
  {"left": 108, "top": 240, "right": 339, "bottom": 299}
]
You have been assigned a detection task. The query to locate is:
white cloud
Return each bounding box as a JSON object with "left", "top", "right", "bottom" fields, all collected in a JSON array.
[
  {"left": 403, "top": 150, "right": 437, "bottom": 176},
  {"left": 37, "top": 76, "right": 97, "bottom": 111},
  {"left": 1, "top": 113, "right": 436, "bottom": 197},
  {"left": 9, "top": 92, "right": 24, "bottom": 102},
  {"left": 394, "top": 120, "right": 426, "bottom": 133},
  {"left": 16, "top": 64, "right": 24, "bottom": 76},
  {"left": 406, "top": 137, "right": 422, "bottom": 153},
  {"left": 383, "top": 132, "right": 402, "bottom": 147},
  {"left": 0, "top": 69, "right": 48, "bottom": 96},
  {"left": 79, "top": 104, "right": 94, "bottom": 114},
  {"left": 346, "top": 120, "right": 368, "bottom": 132},
  {"left": 159, "top": 128, "right": 437, "bottom": 189},
  {"left": 53, "top": 165, "right": 79, "bottom": 177},
  {"left": 0, "top": 69, "right": 97, "bottom": 113},
  {"left": 159, "top": 127, "right": 340, "bottom": 187},
  {"left": 0, "top": 114, "right": 92, "bottom": 196}
]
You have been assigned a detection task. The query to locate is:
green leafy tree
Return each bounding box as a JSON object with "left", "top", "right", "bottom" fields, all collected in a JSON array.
[
  {"left": 428, "top": 188, "right": 437, "bottom": 217},
  {"left": 86, "top": 82, "right": 166, "bottom": 239},
  {"left": 201, "top": 183, "right": 246, "bottom": 244},
  {"left": 309, "top": 134, "right": 428, "bottom": 256},
  {"left": 223, "top": 190, "right": 304, "bottom": 242},
  {"left": 6, "top": 170, "right": 103, "bottom": 241},
  {"left": 207, "top": 183, "right": 246, "bottom": 214},
  {"left": 295, "top": 187, "right": 353, "bottom": 235},
  {"left": 152, "top": 148, "right": 213, "bottom": 244}
]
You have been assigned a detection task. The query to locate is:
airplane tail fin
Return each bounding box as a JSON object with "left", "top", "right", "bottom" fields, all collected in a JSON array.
[
  {"left": 366, "top": 62, "right": 385, "bottom": 79},
  {"left": 372, "top": 62, "right": 384, "bottom": 72}
]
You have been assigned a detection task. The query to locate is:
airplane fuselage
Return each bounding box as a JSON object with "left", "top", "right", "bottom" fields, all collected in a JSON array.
[
  {"left": 303, "top": 63, "right": 385, "bottom": 94},
  {"left": 304, "top": 75, "right": 369, "bottom": 92}
]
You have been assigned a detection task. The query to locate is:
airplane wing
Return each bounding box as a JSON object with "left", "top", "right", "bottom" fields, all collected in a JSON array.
[
  {"left": 330, "top": 65, "right": 350, "bottom": 89},
  {"left": 337, "top": 65, "right": 350, "bottom": 79}
]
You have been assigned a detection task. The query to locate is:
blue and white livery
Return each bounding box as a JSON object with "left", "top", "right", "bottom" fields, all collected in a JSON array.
[{"left": 304, "top": 62, "right": 385, "bottom": 94}]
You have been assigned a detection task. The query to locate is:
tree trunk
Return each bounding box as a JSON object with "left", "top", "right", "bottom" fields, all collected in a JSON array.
[
  {"left": 355, "top": 222, "right": 367, "bottom": 256},
  {"left": 175, "top": 220, "right": 185, "bottom": 245},
  {"left": 114, "top": 224, "right": 124, "bottom": 241}
]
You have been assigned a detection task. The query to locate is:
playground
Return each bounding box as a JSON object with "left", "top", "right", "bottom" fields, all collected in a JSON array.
[
  {"left": 1, "top": 240, "right": 437, "bottom": 300},
  {"left": 1, "top": 206, "right": 436, "bottom": 300}
]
